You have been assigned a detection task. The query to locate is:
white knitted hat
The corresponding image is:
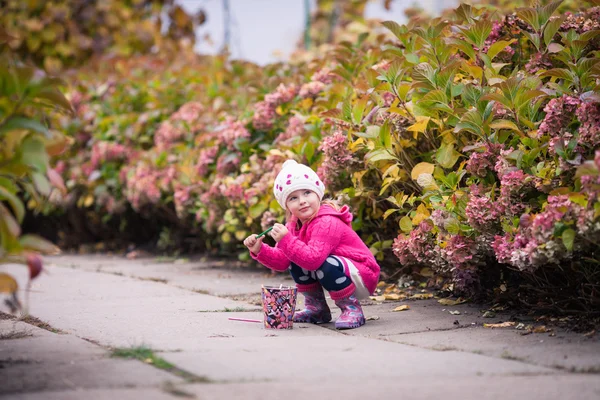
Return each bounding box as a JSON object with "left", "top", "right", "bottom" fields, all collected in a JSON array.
[{"left": 273, "top": 160, "right": 325, "bottom": 209}]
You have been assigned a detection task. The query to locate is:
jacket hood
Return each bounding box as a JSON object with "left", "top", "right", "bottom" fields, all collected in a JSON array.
[{"left": 314, "top": 204, "right": 353, "bottom": 226}]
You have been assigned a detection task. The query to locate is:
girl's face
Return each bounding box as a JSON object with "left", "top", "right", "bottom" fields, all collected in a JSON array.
[{"left": 285, "top": 189, "right": 320, "bottom": 223}]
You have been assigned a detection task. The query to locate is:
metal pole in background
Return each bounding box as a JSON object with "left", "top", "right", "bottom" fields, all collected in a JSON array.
[
  {"left": 304, "top": 0, "right": 311, "bottom": 50},
  {"left": 221, "top": 0, "right": 231, "bottom": 53}
]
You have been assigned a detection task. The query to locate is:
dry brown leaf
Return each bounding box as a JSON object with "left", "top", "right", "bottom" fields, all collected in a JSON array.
[
  {"left": 369, "top": 295, "right": 386, "bottom": 302},
  {"left": 410, "top": 293, "right": 434, "bottom": 300},
  {"left": 483, "top": 321, "right": 516, "bottom": 329},
  {"left": 437, "top": 298, "right": 466, "bottom": 306},
  {"left": 392, "top": 305, "right": 410, "bottom": 312},
  {"left": 532, "top": 325, "right": 551, "bottom": 333},
  {"left": 384, "top": 293, "right": 406, "bottom": 301}
]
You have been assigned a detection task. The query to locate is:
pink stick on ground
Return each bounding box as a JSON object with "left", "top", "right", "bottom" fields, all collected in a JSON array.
[{"left": 228, "top": 317, "right": 262, "bottom": 323}]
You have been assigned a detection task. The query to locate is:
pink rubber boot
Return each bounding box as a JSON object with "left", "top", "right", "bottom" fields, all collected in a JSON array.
[
  {"left": 293, "top": 288, "right": 332, "bottom": 324},
  {"left": 334, "top": 294, "right": 365, "bottom": 329}
]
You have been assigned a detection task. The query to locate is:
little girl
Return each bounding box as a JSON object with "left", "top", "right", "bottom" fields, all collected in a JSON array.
[{"left": 243, "top": 159, "right": 381, "bottom": 329}]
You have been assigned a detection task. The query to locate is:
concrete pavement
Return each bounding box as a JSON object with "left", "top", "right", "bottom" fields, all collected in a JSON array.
[{"left": 1, "top": 254, "right": 599, "bottom": 399}]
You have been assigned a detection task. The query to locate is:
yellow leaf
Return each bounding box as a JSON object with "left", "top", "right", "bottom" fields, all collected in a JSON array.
[
  {"left": 0, "top": 273, "right": 18, "bottom": 294},
  {"left": 407, "top": 116, "right": 430, "bottom": 138},
  {"left": 437, "top": 297, "right": 467, "bottom": 306},
  {"left": 392, "top": 305, "right": 410, "bottom": 311},
  {"left": 420, "top": 267, "right": 434, "bottom": 277},
  {"left": 483, "top": 321, "right": 516, "bottom": 329},
  {"left": 83, "top": 195, "right": 94, "bottom": 208},
  {"left": 411, "top": 162, "right": 435, "bottom": 180},
  {"left": 410, "top": 293, "right": 434, "bottom": 300},
  {"left": 369, "top": 295, "right": 386, "bottom": 302},
  {"left": 384, "top": 293, "right": 406, "bottom": 301}
]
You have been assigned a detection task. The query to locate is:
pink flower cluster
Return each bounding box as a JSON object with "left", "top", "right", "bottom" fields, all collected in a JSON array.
[
  {"left": 575, "top": 101, "right": 600, "bottom": 149},
  {"left": 311, "top": 67, "right": 334, "bottom": 84},
  {"left": 317, "top": 130, "right": 358, "bottom": 187},
  {"left": 217, "top": 117, "right": 250, "bottom": 150},
  {"left": 497, "top": 170, "right": 530, "bottom": 217},
  {"left": 252, "top": 83, "right": 299, "bottom": 131},
  {"left": 154, "top": 102, "right": 205, "bottom": 148},
  {"left": 216, "top": 152, "right": 241, "bottom": 176},
  {"left": 466, "top": 191, "right": 502, "bottom": 232},
  {"left": 299, "top": 81, "right": 325, "bottom": 98},
  {"left": 90, "top": 141, "right": 129, "bottom": 169},
  {"left": 171, "top": 102, "right": 204, "bottom": 124},
  {"left": 561, "top": 8, "right": 600, "bottom": 33},
  {"left": 125, "top": 164, "right": 177, "bottom": 211},
  {"left": 492, "top": 194, "right": 598, "bottom": 271},
  {"left": 466, "top": 144, "right": 501, "bottom": 178},
  {"left": 525, "top": 52, "right": 553, "bottom": 74},
  {"left": 154, "top": 121, "right": 184, "bottom": 148},
  {"left": 195, "top": 145, "right": 219, "bottom": 176},
  {"left": 275, "top": 116, "right": 305, "bottom": 144},
  {"left": 392, "top": 221, "right": 435, "bottom": 265},
  {"left": 538, "top": 95, "right": 581, "bottom": 155},
  {"left": 221, "top": 175, "right": 246, "bottom": 202}
]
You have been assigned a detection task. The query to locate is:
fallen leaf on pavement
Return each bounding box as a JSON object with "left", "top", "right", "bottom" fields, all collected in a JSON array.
[
  {"left": 367, "top": 315, "right": 380, "bottom": 321},
  {"left": 449, "top": 310, "right": 461, "bottom": 315},
  {"left": 369, "top": 295, "right": 386, "bottom": 302},
  {"left": 533, "top": 325, "right": 551, "bottom": 333},
  {"left": 384, "top": 293, "right": 406, "bottom": 301},
  {"left": 438, "top": 298, "right": 466, "bottom": 306},
  {"left": 482, "top": 311, "right": 496, "bottom": 318},
  {"left": 409, "top": 293, "right": 434, "bottom": 300},
  {"left": 483, "top": 321, "right": 516, "bottom": 328},
  {"left": 392, "top": 305, "right": 410, "bottom": 312}
]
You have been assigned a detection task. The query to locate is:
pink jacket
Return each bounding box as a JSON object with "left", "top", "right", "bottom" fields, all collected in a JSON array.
[{"left": 252, "top": 204, "right": 381, "bottom": 295}]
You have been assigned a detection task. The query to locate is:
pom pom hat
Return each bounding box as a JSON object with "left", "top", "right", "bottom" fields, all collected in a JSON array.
[{"left": 273, "top": 160, "right": 325, "bottom": 209}]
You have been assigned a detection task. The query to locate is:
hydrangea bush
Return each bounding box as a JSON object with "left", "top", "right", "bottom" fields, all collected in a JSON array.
[{"left": 31, "top": 0, "right": 600, "bottom": 310}]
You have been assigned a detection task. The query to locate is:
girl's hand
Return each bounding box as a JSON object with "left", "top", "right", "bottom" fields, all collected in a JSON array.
[
  {"left": 269, "top": 223, "right": 288, "bottom": 242},
  {"left": 243, "top": 234, "right": 264, "bottom": 254}
]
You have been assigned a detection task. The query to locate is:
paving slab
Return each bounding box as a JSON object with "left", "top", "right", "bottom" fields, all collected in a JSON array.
[
  {"left": 0, "top": 322, "right": 183, "bottom": 396},
  {"left": 2, "top": 388, "right": 179, "bottom": 400},
  {"left": 158, "top": 335, "right": 554, "bottom": 383},
  {"left": 389, "top": 325, "right": 600, "bottom": 371},
  {"left": 181, "top": 375, "right": 600, "bottom": 400},
  {"left": 48, "top": 255, "right": 293, "bottom": 296},
  {"left": 323, "top": 299, "right": 510, "bottom": 336}
]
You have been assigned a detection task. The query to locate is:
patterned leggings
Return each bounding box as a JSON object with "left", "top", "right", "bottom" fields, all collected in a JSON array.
[{"left": 289, "top": 256, "right": 353, "bottom": 292}]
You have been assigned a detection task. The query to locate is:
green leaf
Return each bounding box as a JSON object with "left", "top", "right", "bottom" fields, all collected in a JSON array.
[
  {"left": 249, "top": 202, "right": 268, "bottom": 219},
  {"left": 382, "top": 20, "right": 406, "bottom": 41},
  {"left": 0, "top": 116, "right": 49, "bottom": 138},
  {"left": 490, "top": 119, "right": 522, "bottom": 134},
  {"left": 354, "top": 126, "right": 380, "bottom": 139},
  {"left": 352, "top": 96, "right": 368, "bottom": 125},
  {"left": 517, "top": 7, "right": 541, "bottom": 31},
  {"left": 539, "top": 1, "right": 564, "bottom": 27},
  {"left": 543, "top": 15, "right": 564, "bottom": 48},
  {"left": 380, "top": 120, "right": 391, "bottom": 148},
  {"left": 21, "top": 137, "right": 49, "bottom": 173},
  {"left": 0, "top": 186, "right": 25, "bottom": 223},
  {"left": 31, "top": 172, "right": 51, "bottom": 196},
  {"left": 486, "top": 40, "right": 516, "bottom": 61},
  {"left": 383, "top": 209, "right": 398, "bottom": 219},
  {"left": 19, "top": 234, "right": 60, "bottom": 255},
  {"left": 365, "top": 148, "right": 397, "bottom": 163},
  {"left": 32, "top": 88, "right": 74, "bottom": 115},
  {"left": 400, "top": 216, "right": 412, "bottom": 233},
  {"left": 436, "top": 142, "right": 461, "bottom": 169},
  {"left": 540, "top": 68, "right": 575, "bottom": 82},
  {"left": 561, "top": 228, "right": 575, "bottom": 252},
  {"left": 523, "top": 31, "right": 541, "bottom": 51}
]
